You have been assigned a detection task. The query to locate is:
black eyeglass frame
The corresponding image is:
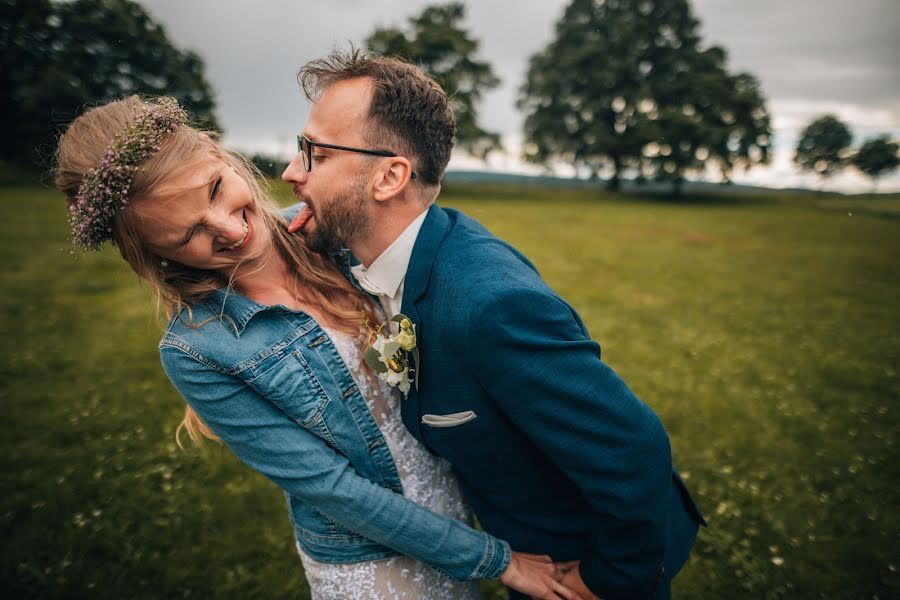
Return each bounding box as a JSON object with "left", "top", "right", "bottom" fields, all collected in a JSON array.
[{"left": 297, "top": 135, "right": 417, "bottom": 180}]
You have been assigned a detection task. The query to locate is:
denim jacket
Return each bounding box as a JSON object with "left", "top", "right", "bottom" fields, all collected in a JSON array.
[{"left": 156, "top": 214, "right": 510, "bottom": 581}]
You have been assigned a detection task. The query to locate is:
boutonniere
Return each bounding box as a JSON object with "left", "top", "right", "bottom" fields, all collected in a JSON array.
[{"left": 363, "top": 313, "right": 420, "bottom": 397}]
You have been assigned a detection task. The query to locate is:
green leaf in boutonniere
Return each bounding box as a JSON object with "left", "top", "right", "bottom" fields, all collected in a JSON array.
[{"left": 364, "top": 346, "right": 389, "bottom": 374}]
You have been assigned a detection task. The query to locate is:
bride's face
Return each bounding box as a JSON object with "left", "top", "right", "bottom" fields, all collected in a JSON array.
[{"left": 132, "top": 154, "right": 271, "bottom": 274}]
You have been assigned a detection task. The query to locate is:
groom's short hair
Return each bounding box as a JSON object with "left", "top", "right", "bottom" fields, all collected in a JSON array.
[{"left": 298, "top": 48, "right": 456, "bottom": 186}]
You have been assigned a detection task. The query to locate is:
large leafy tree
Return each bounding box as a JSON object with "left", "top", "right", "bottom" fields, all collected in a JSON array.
[
  {"left": 793, "top": 114, "right": 852, "bottom": 183},
  {"left": 519, "top": 0, "right": 770, "bottom": 193},
  {"left": 1, "top": 0, "right": 58, "bottom": 167},
  {"left": 366, "top": 2, "right": 502, "bottom": 159},
  {"left": 645, "top": 46, "right": 770, "bottom": 194},
  {"left": 852, "top": 135, "right": 899, "bottom": 192},
  {"left": 1, "top": 0, "right": 219, "bottom": 168}
]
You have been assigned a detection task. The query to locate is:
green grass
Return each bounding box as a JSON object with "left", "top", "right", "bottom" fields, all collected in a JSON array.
[{"left": 2, "top": 177, "right": 898, "bottom": 598}]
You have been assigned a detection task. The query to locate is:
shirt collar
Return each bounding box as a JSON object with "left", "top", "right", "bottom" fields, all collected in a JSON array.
[{"left": 350, "top": 209, "right": 428, "bottom": 298}]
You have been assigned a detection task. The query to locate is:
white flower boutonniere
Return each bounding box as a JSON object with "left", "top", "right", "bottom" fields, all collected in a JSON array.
[{"left": 363, "top": 313, "right": 420, "bottom": 397}]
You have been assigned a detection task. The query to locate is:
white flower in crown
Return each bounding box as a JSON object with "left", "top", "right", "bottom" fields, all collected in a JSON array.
[{"left": 363, "top": 313, "right": 419, "bottom": 397}]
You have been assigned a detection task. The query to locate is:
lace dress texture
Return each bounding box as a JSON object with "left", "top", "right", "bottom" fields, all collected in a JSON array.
[{"left": 295, "top": 326, "right": 480, "bottom": 600}]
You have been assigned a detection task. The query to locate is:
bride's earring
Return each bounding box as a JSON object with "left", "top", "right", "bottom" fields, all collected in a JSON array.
[{"left": 160, "top": 258, "right": 169, "bottom": 268}]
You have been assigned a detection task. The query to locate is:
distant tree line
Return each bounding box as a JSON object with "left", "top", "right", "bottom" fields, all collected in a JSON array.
[
  {"left": 1, "top": 0, "right": 219, "bottom": 169},
  {"left": 794, "top": 115, "right": 899, "bottom": 192},
  {"left": 249, "top": 154, "right": 289, "bottom": 179},
  {"left": 5, "top": 0, "right": 896, "bottom": 194}
]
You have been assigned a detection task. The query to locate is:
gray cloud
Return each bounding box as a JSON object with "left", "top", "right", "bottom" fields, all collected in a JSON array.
[{"left": 694, "top": 0, "right": 900, "bottom": 111}]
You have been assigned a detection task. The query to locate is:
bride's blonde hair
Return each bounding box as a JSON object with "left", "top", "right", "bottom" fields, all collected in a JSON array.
[{"left": 56, "top": 95, "right": 375, "bottom": 445}]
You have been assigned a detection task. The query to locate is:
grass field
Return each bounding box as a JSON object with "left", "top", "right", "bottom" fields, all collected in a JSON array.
[{"left": 2, "top": 174, "right": 898, "bottom": 599}]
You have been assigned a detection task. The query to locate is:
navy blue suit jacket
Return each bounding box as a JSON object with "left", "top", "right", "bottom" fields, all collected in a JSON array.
[{"left": 398, "top": 204, "right": 705, "bottom": 599}]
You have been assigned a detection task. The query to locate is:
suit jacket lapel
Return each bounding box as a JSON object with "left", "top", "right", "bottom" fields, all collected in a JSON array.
[
  {"left": 402, "top": 204, "right": 449, "bottom": 311},
  {"left": 399, "top": 204, "right": 450, "bottom": 443}
]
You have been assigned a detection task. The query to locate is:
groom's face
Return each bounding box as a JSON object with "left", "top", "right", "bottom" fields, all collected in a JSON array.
[{"left": 283, "top": 78, "right": 376, "bottom": 253}]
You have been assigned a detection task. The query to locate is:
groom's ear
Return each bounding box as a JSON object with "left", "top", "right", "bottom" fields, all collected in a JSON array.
[{"left": 372, "top": 157, "right": 415, "bottom": 203}]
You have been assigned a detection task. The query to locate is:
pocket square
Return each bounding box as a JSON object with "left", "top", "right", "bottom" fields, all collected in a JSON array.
[{"left": 421, "top": 410, "right": 477, "bottom": 428}]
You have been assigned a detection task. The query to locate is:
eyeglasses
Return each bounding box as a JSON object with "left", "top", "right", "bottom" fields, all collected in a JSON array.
[{"left": 296, "top": 135, "right": 417, "bottom": 180}]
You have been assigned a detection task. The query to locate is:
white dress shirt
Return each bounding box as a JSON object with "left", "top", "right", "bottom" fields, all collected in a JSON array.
[{"left": 350, "top": 210, "right": 428, "bottom": 318}]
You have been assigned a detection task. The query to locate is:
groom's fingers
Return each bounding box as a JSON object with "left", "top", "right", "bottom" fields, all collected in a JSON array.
[
  {"left": 550, "top": 579, "right": 589, "bottom": 600},
  {"left": 555, "top": 560, "right": 580, "bottom": 573},
  {"left": 526, "top": 576, "right": 588, "bottom": 600},
  {"left": 503, "top": 550, "right": 587, "bottom": 600}
]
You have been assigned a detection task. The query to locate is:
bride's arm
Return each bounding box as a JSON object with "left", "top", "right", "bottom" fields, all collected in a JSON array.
[{"left": 159, "top": 344, "right": 508, "bottom": 581}]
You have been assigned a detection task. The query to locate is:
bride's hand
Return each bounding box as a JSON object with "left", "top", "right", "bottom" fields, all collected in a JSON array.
[{"left": 499, "top": 551, "right": 587, "bottom": 600}]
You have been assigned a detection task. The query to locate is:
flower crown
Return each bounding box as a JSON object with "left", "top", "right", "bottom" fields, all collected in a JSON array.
[{"left": 68, "top": 97, "right": 188, "bottom": 250}]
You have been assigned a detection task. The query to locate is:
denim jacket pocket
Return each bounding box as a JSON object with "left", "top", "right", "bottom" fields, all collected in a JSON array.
[{"left": 246, "top": 348, "right": 336, "bottom": 445}]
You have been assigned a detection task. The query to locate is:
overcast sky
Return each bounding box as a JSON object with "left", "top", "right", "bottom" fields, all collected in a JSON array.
[{"left": 139, "top": 0, "right": 900, "bottom": 192}]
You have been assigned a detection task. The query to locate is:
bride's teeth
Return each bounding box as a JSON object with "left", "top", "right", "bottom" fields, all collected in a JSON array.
[{"left": 224, "top": 217, "right": 249, "bottom": 250}]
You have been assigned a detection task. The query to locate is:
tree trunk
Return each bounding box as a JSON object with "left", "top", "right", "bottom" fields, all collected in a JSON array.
[{"left": 606, "top": 155, "right": 621, "bottom": 191}]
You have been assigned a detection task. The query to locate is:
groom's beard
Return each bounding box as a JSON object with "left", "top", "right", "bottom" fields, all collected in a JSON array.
[{"left": 304, "top": 175, "right": 372, "bottom": 254}]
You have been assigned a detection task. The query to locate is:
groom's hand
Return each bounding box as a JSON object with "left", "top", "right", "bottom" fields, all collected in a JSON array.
[
  {"left": 499, "top": 551, "right": 587, "bottom": 600},
  {"left": 559, "top": 564, "right": 602, "bottom": 600}
]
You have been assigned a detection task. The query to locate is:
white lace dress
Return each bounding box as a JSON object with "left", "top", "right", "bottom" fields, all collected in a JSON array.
[{"left": 295, "top": 326, "right": 480, "bottom": 600}]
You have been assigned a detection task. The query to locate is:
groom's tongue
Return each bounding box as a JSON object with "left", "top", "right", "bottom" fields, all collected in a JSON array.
[{"left": 288, "top": 205, "right": 314, "bottom": 234}]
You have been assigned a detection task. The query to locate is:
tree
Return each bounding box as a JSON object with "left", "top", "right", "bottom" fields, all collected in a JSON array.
[
  {"left": 645, "top": 47, "right": 770, "bottom": 195},
  {"left": 249, "top": 153, "right": 288, "bottom": 179},
  {"left": 366, "top": 2, "right": 502, "bottom": 159},
  {"left": 1, "top": 0, "right": 58, "bottom": 167},
  {"left": 518, "top": 0, "right": 770, "bottom": 194},
  {"left": 793, "top": 115, "right": 852, "bottom": 185},
  {"left": 0, "top": 0, "right": 220, "bottom": 168},
  {"left": 852, "top": 136, "right": 899, "bottom": 192}
]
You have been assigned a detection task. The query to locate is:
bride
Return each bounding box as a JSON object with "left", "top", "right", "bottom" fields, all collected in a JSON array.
[{"left": 54, "top": 95, "right": 578, "bottom": 600}]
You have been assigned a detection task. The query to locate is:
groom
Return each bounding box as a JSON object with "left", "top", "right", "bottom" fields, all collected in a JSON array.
[{"left": 283, "top": 49, "right": 705, "bottom": 600}]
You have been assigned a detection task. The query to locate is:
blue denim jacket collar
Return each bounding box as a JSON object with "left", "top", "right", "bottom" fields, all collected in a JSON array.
[
  {"left": 196, "top": 247, "right": 359, "bottom": 339},
  {"left": 196, "top": 289, "right": 271, "bottom": 337}
]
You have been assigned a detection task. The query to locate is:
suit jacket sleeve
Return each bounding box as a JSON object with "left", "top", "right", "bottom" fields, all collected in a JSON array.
[{"left": 466, "top": 287, "right": 671, "bottom": 599}]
